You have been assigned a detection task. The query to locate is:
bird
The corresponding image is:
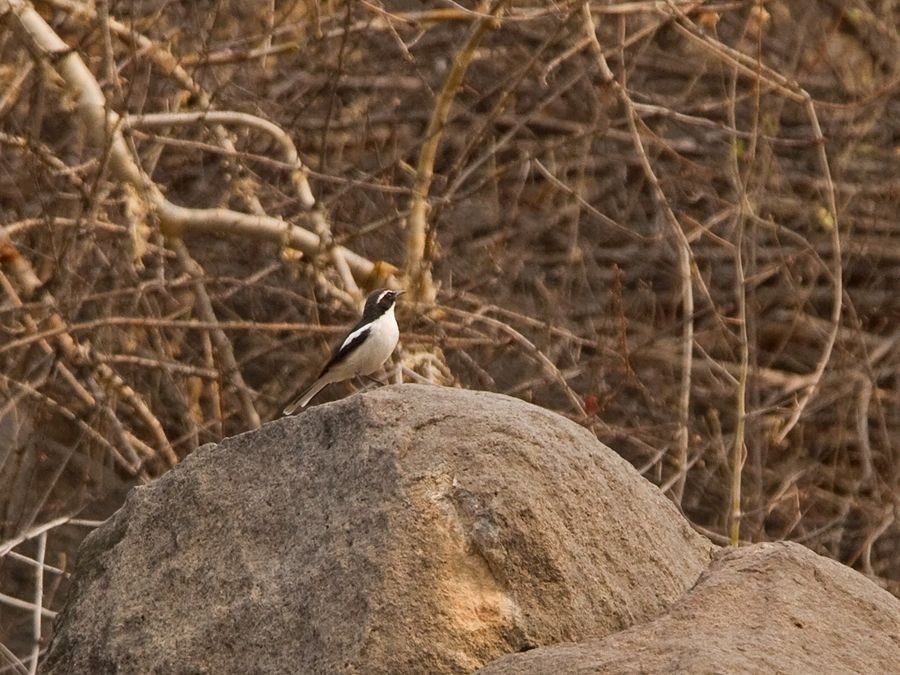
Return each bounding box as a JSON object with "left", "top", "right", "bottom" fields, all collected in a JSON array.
[{"left": 283, "top": 289, "right": 404, "bottom": 414}]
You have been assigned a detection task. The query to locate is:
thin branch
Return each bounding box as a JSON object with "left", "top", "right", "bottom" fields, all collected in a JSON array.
[
  {"left": 581, "top": 2, "right": 694, "bottom": 502},
  {"left": 28, "top": 532, "right": 46, "bottom": 675},
  {"left": 661, "top": 1, "right": 844, "bottom": 443},
  {"left": 0, "top": 515, "right": 76, "bottom": 557},
  {"left": 172, "top": 240, "right": 261, "bottom": 429},
  {"left": 0, "top": 318, "right": 344, "bottom": 355},
  {"left": 774, "top": 98, "right": 842, "bottom": 442},
  {"left": 4, "top": 551, "right": 65, "bottom": 576},
  {"left": 440, "top": 306, "right": 587, "bottom": 419},
  {"left": 405, "top": 0, "right": 505, "bottom": 302},
  {"left": 0, "top": 641, "right": 29, "bottom": 675},
  {"left": 726, "top": 69, "right": 751, "bottom": 546},
  {"left": 0, "top": 593, "right": 56, "bottom": 620},
  {"left": 126, "top": 111, "right": 315, "bottom": 208}
]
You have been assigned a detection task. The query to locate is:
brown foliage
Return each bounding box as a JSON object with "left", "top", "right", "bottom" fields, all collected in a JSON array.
[{"left": 1, "top": 0, "right": 898, "bottom": 667}]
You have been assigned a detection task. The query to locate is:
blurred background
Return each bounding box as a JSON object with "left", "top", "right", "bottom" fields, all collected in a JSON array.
[{"left": 1, "top": 0, "right": 898, "bottom": 668}]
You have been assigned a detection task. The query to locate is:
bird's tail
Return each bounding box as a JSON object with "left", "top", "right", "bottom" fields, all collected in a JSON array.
[{"left": 283, "top": 377, "right": 331, "bottom": 415}]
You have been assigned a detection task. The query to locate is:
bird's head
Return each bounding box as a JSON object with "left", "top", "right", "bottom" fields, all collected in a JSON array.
[{"left": 363, "top": 288, "right": 405, "bottom": 319}]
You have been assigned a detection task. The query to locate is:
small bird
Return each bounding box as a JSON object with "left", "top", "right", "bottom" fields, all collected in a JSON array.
[{"left": 284, "top": 289, "right": 404, "bottom": 413}]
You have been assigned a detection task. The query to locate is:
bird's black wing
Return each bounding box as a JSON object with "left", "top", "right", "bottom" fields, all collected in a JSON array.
[{"left": 318, "top": 321, "right": 371, "bottom": 376}]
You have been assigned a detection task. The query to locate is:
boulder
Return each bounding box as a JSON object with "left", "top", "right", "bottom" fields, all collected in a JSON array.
[
  {"left": 477, "top": 542, "right": 900, "bottom": 674},
  {"left": 43, "top": 385, "right": 713, "bottom": 674}
]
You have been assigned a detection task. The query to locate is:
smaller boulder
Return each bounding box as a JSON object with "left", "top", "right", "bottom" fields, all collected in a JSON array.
[{"left": 477, "top": 541, "right": 900, "bottom": 674}]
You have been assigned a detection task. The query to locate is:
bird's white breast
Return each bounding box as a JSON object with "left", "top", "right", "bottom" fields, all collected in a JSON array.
[{"left": 335, "top": 305, "right": 399, "bottom": 378}]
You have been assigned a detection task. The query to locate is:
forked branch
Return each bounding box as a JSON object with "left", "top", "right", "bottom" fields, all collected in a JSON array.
[{"left": 2, "top": 0, "right": 382, "bottom": 285}]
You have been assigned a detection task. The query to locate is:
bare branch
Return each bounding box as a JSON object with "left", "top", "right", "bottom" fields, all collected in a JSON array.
[
  {"left": 581, "top": 2, "right": 694, "bottom": 502},
  {"left": 405, "top": 0, "right": 505, "bottom": 303},
  {"left": 3, "top": 0, "right": 382, "bottom": 285},
  {"left": 126, "top": 111, "right": 315, "bottom": 208}
]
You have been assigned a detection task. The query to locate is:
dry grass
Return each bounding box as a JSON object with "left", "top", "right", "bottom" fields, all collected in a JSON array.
[{"left": 1, "top": 0, "right": 898, "bottom": 667}]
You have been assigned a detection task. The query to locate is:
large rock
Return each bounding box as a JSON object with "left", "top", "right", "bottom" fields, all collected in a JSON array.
[
  {"left": 43, "top": 385, "right": 713, "bottom": 674},
  {"left": 478, "top": 542, "right": 900, "bottom": 674}
]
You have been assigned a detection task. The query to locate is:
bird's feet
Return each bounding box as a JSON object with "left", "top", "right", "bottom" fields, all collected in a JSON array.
[{"left": 354, "top": 374, "right": 387, "bottom": 392}]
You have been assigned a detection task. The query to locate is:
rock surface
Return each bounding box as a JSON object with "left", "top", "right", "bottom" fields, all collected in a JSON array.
[
  {"left": 477, "top": 541, "right": 900, "bottom": 674},
  {"left": 43, "top": 385, "right": 713, "bottom": 674}
]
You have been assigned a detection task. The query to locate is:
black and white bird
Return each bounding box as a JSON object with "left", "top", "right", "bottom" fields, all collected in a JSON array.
[{"left": 283, "top": 289, "right": 404, "bottom": 414}]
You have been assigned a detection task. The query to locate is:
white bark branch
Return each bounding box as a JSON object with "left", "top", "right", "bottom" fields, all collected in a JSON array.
[
  {"left": 3, "top": 0, "right": 378, "bottom": 284},
  {"left": 126, "top": 111, "right": 315, "bottom": 208}
]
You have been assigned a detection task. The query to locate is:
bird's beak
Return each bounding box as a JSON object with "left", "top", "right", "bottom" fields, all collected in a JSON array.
[{"left": 395, "top": 290, "right": 406, "bottom": 297}]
